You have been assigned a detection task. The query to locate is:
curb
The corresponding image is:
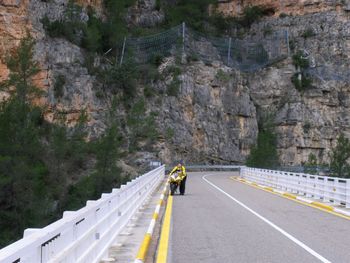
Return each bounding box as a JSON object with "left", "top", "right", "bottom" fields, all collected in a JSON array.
[
  {"left": 134, "top": 182, "right": 168, "bottom": 263},
  {"left": 156, "top": 195, "right": 173, "bottom": 263},
  {"left": 233, "top": 177, "right": 350, "bottom": 220}
]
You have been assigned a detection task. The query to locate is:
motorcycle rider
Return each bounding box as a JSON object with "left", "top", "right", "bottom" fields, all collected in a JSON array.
[{"left": 169, "top": 162, "right": 187, "bottom": 195}]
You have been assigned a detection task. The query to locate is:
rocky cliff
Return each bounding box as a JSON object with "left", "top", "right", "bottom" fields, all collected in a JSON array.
[
  {"left": 0, "top": 0, "right": 106, "bottom": 131},
  {"left": 216, "top": 0, "right": 350, "bottom": 17},
  {"left": 246, "top": 9, "right": 350, "bottom": 165},
  {"left": 1, "top": 0, "right": 350, "bottom": 167},
  {"left": 153, "top": 60, "right": 257, "bottom": 164}
]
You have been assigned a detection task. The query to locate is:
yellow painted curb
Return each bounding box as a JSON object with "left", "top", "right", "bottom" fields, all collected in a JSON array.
[
  {"left": 230, "top": 176, "right": 350, "bottom": 221},
  {"left": 153, "top": 213, "right": 159, "bottom": 220},
  {"left": 264, "top": 187, "right": 274, "bottom": 192},
  {"left": 283, "top": 193, "right": 297, "bottom": 199},
  {"left": 134, "top": 182, "right": 168, "bottom": 263},
  {"left": 136, "top": 234, "right": 152, "bottom": 261},
  {"left": 312, "top": 201, "right": 334, "bottom": 211},
  {"left": 156, "top": 195, "right": 173, "bottom": 263}
]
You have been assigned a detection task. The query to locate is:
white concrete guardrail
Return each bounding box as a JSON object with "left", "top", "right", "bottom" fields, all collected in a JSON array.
[
  {"left": 184, "top": 165, "right": 243, "bottom": 171},
  {"left": 0, "top": 165, "right": 165, "bottom": 263},
  {"left": 241, "top": 167, "right": 350, "bottom": 208}
]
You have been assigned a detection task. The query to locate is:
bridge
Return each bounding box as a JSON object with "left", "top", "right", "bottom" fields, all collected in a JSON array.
[{"left": 1, "top": 166, "right": 350, "bottom": 263}]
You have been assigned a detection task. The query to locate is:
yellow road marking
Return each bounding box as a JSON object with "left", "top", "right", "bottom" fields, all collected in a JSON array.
[
  {"left": 312, "top": 201, "right": 334, "bottom": 211},
  {"left": 264, "top": 187, "right": 274, "bottom": 192},
  {"left": 135, "top": 233, "right": 151, "bottom": 261},
  {"left": 230, "top": 176, "right": 350, "bottom": 221},
  {"left": 283, "top": 193, "right": 297, "bottom": 199},
  {"left": 156, "top": 195, "right": 173, "bottom": 263}
]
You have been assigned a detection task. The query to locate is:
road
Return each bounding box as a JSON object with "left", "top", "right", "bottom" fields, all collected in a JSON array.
[{"left": 167, "top": 172, "right": 350, "bottom": 263}]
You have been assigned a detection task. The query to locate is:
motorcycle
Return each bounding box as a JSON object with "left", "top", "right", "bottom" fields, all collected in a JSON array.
[{"left": 169, "top": 171, "right": 183, "bottom": 195}]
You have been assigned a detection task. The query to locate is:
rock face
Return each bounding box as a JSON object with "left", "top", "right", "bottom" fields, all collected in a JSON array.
[
  {"left": 246, "top": 10, "right": 350, "bottom": 165},
  {"left": 216, "top": 0, "right": 346, "bottom": 17},
  {"left": 1, "top": 0, "right": 350, "bottom": 166},
  {"left": 127, "top": 0, "right": 164, "bottom": 27},
  {"left": 0, "top": 0, "right": 106, "bottom": 131},
  {"left": 154, "top": 62, "right": 257, "bottom": 164}
]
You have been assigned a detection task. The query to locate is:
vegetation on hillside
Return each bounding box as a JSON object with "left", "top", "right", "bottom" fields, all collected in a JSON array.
[
  {"left": 329, "top": 133, "right": 350, "bottom": 178},
  {"left": 246, "top": 111, "right": 279, "bottom": 169},
  {"left": 291, "top": 50, "right": 313, "bottom": 92},
  {"left": 0, "top": 35, "right": 129, "bottom": 248}
]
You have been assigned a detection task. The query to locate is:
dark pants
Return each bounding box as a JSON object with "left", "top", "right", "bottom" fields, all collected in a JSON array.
[{"left": 179, "top": 176, "right": 187, "bottom": 194}]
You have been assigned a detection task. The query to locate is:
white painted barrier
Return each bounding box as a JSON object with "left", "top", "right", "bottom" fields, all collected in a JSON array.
[
  {"left": 241, "top": 167, "right": 350, "bottom": 208},
  {"left": 0, "top": 165, "right": 165, "bottom": 263}
]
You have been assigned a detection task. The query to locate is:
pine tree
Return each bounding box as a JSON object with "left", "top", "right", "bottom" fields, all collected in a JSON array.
[{"left": 329, "top": 133, "right": 350, "bottom": 178}]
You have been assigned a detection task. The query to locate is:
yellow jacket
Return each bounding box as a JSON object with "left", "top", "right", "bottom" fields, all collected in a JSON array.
[{"left": 169, "top": 165, "right": 187, "bottom": 178}]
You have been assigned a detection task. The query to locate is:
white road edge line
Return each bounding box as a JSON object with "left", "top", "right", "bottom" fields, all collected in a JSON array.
[{"left": 202, "top": 174, "right": 332, "bottom": 263}]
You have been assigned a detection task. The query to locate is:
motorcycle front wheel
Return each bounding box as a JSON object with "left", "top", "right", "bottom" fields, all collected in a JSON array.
[{"left": 170, "top": 182, "right": 178, "bottom": 195}]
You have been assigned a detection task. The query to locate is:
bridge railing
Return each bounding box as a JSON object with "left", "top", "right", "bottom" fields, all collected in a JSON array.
[
  {"left": 241, "top": 167, "right": 350, "bottom": 208},
  {"left": 0, "top": 165, "right": 165, "bottom": 263},
  {"left": 185, "top": 165, "right": 243, "bottom": 172}
]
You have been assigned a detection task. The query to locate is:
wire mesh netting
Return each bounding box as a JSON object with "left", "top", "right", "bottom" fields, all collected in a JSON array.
[
  {"left": 123, "top": 25, "right": 183, "bottom": 64},
  {"left": 305, "top": 65, "right": 350, "bottom": 83},
  {"left": 118, "top": 23, "right": 289, "bottom": 72}
]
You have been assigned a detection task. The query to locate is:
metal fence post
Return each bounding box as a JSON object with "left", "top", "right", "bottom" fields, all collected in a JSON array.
[
  {"left": 286, "top": 29, "right": 290, "bottom": 57},
  {"left": 119, "top": 37, "right": 126, "bottom": 66},
  {"left": 346, "top": 179, "right": 350, "bottom": 208},
  {"left": 181, "top": 22, "right": 186, "bottom": 62},
  {"left": 182, "top": 22, "right": 185, "bottom": 54},
  {"left": 227, "top": 37, "right": 232, "bottom": 66}
]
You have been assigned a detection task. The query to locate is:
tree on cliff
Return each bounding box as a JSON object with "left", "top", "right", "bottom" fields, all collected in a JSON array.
[
  {"left": 0, "top": 35, "right": 52, "bottom": 247},
  {"left": 329, "top": 133, "right": 350, "bottom": 178},
  {"left": 0, "top": 35, "right": 43, "bottom": 105},
  {"left": 0, "top": 35, "right": 125, "bottom": 247},
  {"left": 246, "top": 111, "right": 279, "bottom": 169}
]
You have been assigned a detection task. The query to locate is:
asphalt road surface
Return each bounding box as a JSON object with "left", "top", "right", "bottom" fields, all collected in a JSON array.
[{"left": 168, "top": 172, "right": 350, "bottom": 263}]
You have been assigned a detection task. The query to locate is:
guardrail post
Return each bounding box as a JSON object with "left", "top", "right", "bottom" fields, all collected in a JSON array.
[
  {"left": 119, "top": 37, "right": 126, "bottom": 66},
  {"left": 305, "top": 175, "right": 312, "bottom": 198},
  {"left": 227, "top": 37, "right": 232, "bottom": 66},
  {"left": 333, "top": 179, "right": 341, "bottom": 205},
  {"left": 346, "top": 179, "right": 350, "bottom": 208}
]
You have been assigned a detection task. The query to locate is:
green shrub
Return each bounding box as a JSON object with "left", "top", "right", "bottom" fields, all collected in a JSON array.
[
  {"left": 155, "top": 0, "right": 161, "bottom": 11},
  {"left": 291, "top": 73, "right": 312, "bottom": 91},
  {"left": 103, "top": 62, "right": 137, "bottom": 99},
  {"left": 304, "top": 153, "right": 318, "bottom": 175},
  {"left": 144, "top": 85, "right": 155, "bottom": 97},
  {"left": 289, "top": 39, "right": 296, "bottom": 52},
  {"left": 240, "top": 6, "right": 264, "bottom": 28},
  {"left": 166, "top": 78, "right": 180, "bottom": 97},
  {"left": 279, "top": 13, "right": 288, "bottom": 18},
  {"left": 246, "top": 130, "right": 279, "bottom": 169},
  {"left": 150, "top": 53, "right": 165, "bottom": 67},
  {"left": 216, "top": 69, "right": 230, "bottom": 82},
  {"left": 138, "top": 64, "right": 161, "bottom": 84},
  {"left": 41, "top": 1, "right": 86, "bottom": 45},
  {"left": 263, "top": 26, "right": 273, "bottom": 36},
  {"left": 330, "top": 133, "right": 350, "bottom": 178},
  {"left": 82, "top": 10, "right": 103, "bottom": 53},
  {"left": 165, "top": 127, "right": 175, "bottom": 140},
  {"left": 187, "top": 53, "right": 199, "bottom": 62},
  {"left": 163, "top": 0, "right": 216, "bottom": 32},
  {"left": 301, "top": 28, "right": 316, "bottom": 38},
  {"left": 246, "top": 111, "right": 279, "bottom": 169},
  {"left": 303, "top": 121, "right": 311, "bottom": 133},
  {"left": 54, "top": 74, "right": 66, "bottom": 98},
  {"left": 292, "top": 50, "right": 309, "bottom": 69},
  {"left": 95, "top": 90, "right": 104, "bottom": 99}
]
